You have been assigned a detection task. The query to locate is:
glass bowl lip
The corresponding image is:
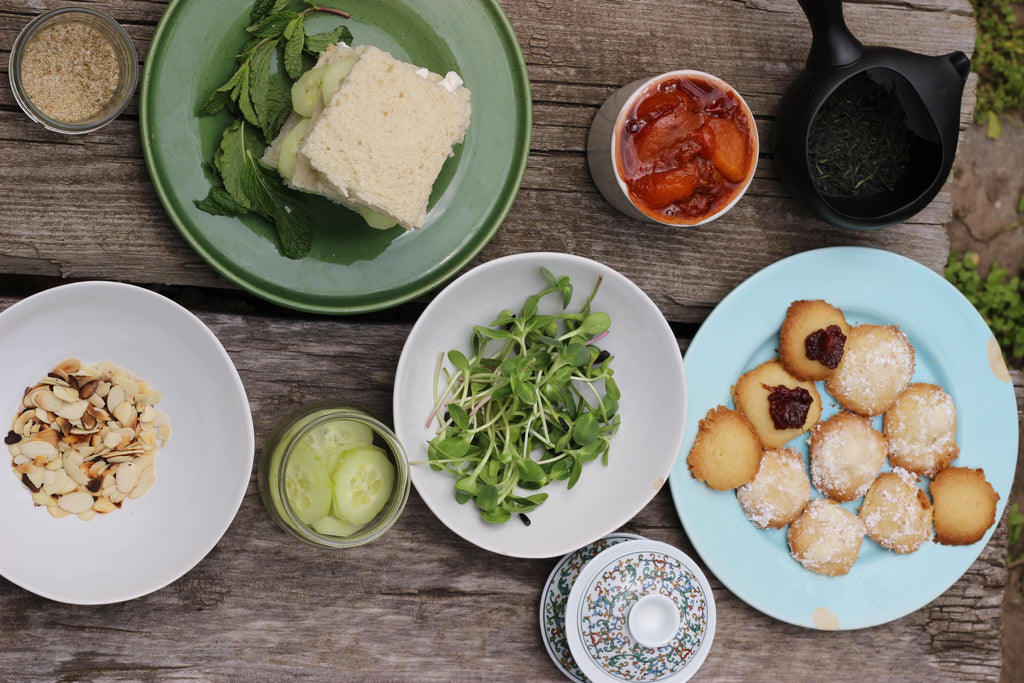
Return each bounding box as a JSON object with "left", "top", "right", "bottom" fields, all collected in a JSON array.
[
  {"left": 273, "top": 406, "right": 411, "bottom": 549},
  {"left": 8, "top": 7, "right": 139, "bottom": 135}
]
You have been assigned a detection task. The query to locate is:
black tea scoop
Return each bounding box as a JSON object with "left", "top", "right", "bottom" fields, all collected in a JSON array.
[{"left": 773, "top": 0, "right": 970, "bottom": 230}]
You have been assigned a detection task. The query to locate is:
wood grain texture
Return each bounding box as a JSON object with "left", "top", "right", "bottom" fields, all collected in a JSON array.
[
  {"left": 0, "top": 299, "right": 1015, "bottom": 682},
  {"left": 0, "top": 0, "right": 972, "bottom": 317},
  {"left": 0, "top": 0, "right": 1011, "bottom": 681}
]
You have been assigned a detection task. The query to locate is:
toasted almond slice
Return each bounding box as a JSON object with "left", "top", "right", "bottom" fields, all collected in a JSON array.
[
  {"left": 57, "top": 490, "right": 94, "bottom": 514},
  {"left": 35, "top": 390, "right": 64, "bottom": 413},
  {"left": 65, "top": 459, "right": 89, "bottom": 487},
  {"left": 112, "top": 401, "right": 137, "bottom": 427},
  {"left": 55, "top": 399, "right": 88, "bottom": 422},
  {"left": 30, "top": 428, "right": 60, "bottom": 447},
  {"left": 77, "top": 508, "right": 97, "bottom": 521},
  {"left": 47, "top": 504, "right": 70, "bottom": 519},
  {"left": 20, "top": 439, "right": 57, "bottom": 460},
  {"left": 52, "top": 385, "right": 80, "bottom": 403},
  {"left": 55, "top": 358, "right": 81, "bottom": 375},
  {"left": 92, "top": 496, "right": 117, "bottom": 514},
  {"left": 115, "top": 461, "right": 138, "bottom": 493}
]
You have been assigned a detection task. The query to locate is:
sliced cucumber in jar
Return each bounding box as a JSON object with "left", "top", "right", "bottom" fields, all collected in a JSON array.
[
  {"left": 309, "top": 419, "right": 375, "bottom": 475},
  {"left": 284, "top": 443, "right": 332, "bottom": 525},
  {"left": 331, "top": 445, "right": 395, "bottom": 525},
  {"left": 312, "top": 514, "right": 365, "bottom": 538}
]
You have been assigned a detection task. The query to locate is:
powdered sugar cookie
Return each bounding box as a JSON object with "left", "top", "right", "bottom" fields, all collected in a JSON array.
[
  {"left": 779, "top": 299, "right": 851, "bottom": 381},
  {"left": 736, "top": 447, "right": 812, "bottom": 529},
  {"left": 732, "top": 359, "right": 822, "bottom": 448},
  {"left": 858, "top": 468, "right": 932, "bottom": 553},
  {"left": 687, "top": 405, "right": 763, "bottom": 491},
  {"left": 884, "top": 383, "right": 958, "bottom": 477},
  {"left": 808, "top": 411, "right": 887, "bottom": 502},
  {"left": 930, "top": 467, "right": 999, "bottom": 546},
  {"left": 826, "top": 324, "right": 915, "bottom": 416},
  {"left": 788, "top": 498, "right": 866, "bottom": 576}
]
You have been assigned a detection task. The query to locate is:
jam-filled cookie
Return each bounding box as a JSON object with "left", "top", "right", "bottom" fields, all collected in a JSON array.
[
  {"left": 732, "top": 359, "right": 822, "bottom": 448},
  {"left": 884, "top": 383, "right": 958, "bottom": 478},
  {"left": 736, "top": 447, "right": 812, "bottom": 529},
  {"left": 930, "top": 467, "right": 1000, "bottom": 546},
  {"left": 687, "top": 405, "right": 763, "bottom": 490},
  {"left": 826, "top": 324, "right": 915, "bottom": 416},
  {"left": 779, "top": 299, "right": 851, "bottom": 381},
  {"left": 808, "top": 411, "right": 887, "bottom": 503},
  {"left": 858, "top": 468, "right": 933, "bottom": 553},
  {"left": 788, "top": 498, "right": 866, "bottom": 577}
]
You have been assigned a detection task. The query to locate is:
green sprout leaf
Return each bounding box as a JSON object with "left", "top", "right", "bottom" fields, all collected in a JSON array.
[{"left": 422, "top": 270, "right": 620, "bottom": 524}]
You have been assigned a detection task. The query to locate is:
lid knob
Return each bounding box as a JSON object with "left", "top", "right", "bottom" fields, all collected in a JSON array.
[{"left": 627, "top": 593, "right": 680, "bottom": 649}]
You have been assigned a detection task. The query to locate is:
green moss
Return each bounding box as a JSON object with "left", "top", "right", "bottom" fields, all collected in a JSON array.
[
  {"left": 945, "top": 250, "right": 1024, "bottom": 368},
  {"left": 972, "top": 0, "right": 1024, "bottom": 121}
]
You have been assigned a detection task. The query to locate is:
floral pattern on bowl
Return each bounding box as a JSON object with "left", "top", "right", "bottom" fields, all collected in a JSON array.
[
  {"left": 540, "top": 532, "right": 644, "bottom": 682},
  {"left": 566, "top": 539, "right": 716, "bottom": 682}
]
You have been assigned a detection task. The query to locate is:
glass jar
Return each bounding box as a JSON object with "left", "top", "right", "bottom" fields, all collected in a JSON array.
[
  {"left": 258, "top": 402, "right": 410, "bottom": 548},
  {"left": 9, "top": 8, "right": 139, "bottom": 134}
]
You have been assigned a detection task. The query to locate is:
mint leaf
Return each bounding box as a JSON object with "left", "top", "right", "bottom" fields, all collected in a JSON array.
[
  {"left": 304, "top": 25, "right": 353, "bottom": 55},
  {"left": 195, "top": 187, "right": 249, "bottom": 216},
  {"left": 249, "top": 0, "right": 287, "bottom": 24},
  {"left": 200, "top": 89, "right": 232, "bottom": 116},
  {"left": 249, "top": 39, "right": 278, "bottom": 130},
  {"left": 262, "top": 77, "right": 293, "bottom": 141},
  {"left": 239, "top": 152, "right": 314, "bottom": 258},
  {"left": 283, "top": 16, "right": 306, "bottom": 79},
  {"left": 213, "top": 120, "right": 260, "bottom": 210},
  {"left": 247, "top": 10, "right": 300, "bottom": 38}
]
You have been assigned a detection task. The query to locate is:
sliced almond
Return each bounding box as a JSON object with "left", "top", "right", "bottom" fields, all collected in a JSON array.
[{"left": 57, "top": 490, "right": 94, "bottom": 514}]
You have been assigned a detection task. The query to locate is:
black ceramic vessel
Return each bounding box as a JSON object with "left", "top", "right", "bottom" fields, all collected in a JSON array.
[{"left": 774, "top": 0, "right": 970, "bottom": 230}]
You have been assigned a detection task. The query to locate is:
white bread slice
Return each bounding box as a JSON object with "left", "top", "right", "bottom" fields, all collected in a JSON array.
[
  {"left": 263, "top": 43, "right": 357, "bottom": 204},
  {"left": 300, "top": 45, "right": 472, "bottom": 230}
]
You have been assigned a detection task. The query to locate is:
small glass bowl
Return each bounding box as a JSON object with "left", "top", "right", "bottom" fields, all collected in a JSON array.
[
  {"left": 257, "top": 402, "right": 410, "bottom": 549},
  {"left": 9, "top": 8, "right": 139, "bottom": 134},
  {"left": 587, "top": 69, "right": 758, "bottom": 227}
]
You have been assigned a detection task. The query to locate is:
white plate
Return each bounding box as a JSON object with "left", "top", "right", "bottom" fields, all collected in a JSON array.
[
  {"left": 393, "top": 253, "right": 687, "bottom": 558},
  {"left": 0, "top": 281, "right": 253, "bottom": 604}
]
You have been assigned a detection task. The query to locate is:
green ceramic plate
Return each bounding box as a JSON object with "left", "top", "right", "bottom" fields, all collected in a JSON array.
[{"left": 140, "top": 0, "right": 531, "bottom": 314}]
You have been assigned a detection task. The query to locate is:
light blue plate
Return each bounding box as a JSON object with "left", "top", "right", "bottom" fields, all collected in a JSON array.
[{"left": 667, "top": 246, "right": 1018, "bottom": 630}]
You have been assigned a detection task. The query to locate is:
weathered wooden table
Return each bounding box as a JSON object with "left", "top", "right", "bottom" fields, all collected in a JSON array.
[{"left": 1, "top": 0, "right": 1018, "bottom": 680}]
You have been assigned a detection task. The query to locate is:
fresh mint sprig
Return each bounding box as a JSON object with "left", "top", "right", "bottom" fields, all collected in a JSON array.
[{"left": 195, "top": 0, "right": 352, "bottom": 259}]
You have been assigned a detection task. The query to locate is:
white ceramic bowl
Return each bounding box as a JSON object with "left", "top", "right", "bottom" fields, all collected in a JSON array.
[
  {"left": 565, "top": 539, "right": 716, "bottom": 682},
  {"left": 587, "top": 70, "right": 758, "bottom": 226},
  {"left": 393, "top": 252, "right": 686, "bottom": 558},
  {"left": 0, "top": 282, "right": 253, "bottom": 604}
]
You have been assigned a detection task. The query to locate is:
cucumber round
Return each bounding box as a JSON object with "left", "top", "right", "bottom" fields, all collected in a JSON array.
[
  {"left": 321, "top": 55, "right": 359, "bottom": 105},
  {"left": 277, "top": 117, "right": 310, "bottom": 181},
  {"left": 358, "top": 207, "right": 399, "bottom": 230},
  {"left": 310, "top": 419, "right": 375, "bottom": 475},
  {"left": 284, "top": 443, "right": 332, "bottom": 525},
  {"left": 331, "top": 446, "right": 395, "bottom": 525},
  {"left": 312, "top": 514, "right": 364, "bottom": 538},
  {"left": 291, "top": 64, "right": 327, "bottom": 117}
]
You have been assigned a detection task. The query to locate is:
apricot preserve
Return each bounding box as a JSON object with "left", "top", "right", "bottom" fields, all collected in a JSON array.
[{"left": 617, "top": 72, "right": 756, "bottom": 224}]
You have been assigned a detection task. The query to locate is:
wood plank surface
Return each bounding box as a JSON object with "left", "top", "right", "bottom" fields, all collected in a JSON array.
[
  {"left": 0, "top": 0, "right": 974, "bottom": 320},
  {"left": 0, "top": 298, "right": 1014, "bottom": 682},
  {"left": 1, "top": 0, "right": 1014, "bottom": 681}
]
